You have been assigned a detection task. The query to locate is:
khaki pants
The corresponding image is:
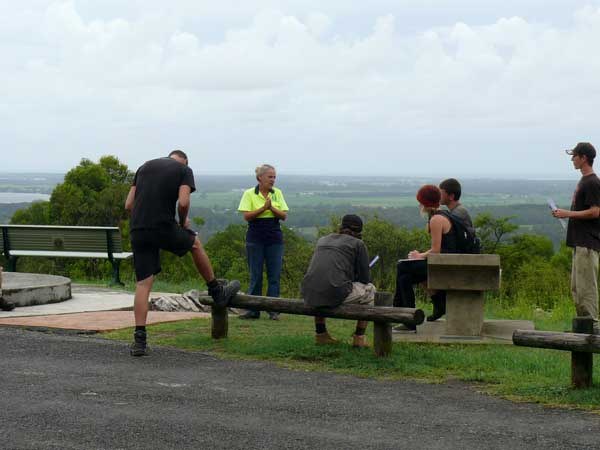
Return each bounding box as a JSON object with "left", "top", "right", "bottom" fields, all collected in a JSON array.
[
  {"left": 571, "top": 246, "right": 600, "bottom": 319},
  {"left": 343, "top": 282, "right": 376, "bottom": 305}
]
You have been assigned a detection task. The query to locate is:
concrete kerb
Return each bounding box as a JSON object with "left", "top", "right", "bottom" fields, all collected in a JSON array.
[{"left": 1, "top": 272, "right": 72, "bottom": 307}]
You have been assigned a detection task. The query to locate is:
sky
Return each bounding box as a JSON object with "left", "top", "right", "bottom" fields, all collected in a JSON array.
[{"left": 2, "top": 1, "right": 600, "bottom": 177}]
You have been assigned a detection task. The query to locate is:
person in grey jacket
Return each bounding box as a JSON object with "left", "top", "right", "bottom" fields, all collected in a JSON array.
[{"left": 301, "top": 214, "right": 376, "bottom": 347}]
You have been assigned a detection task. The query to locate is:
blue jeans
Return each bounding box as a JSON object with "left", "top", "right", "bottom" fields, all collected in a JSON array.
[{"left": 246, "top": 242, "right": 284, "bottom": 316}]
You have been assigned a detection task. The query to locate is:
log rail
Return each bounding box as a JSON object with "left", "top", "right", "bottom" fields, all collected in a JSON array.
[
  {"left": 198, "top": 291, "right": 424, "bottom": 357},
  {"left": 513, "top": 317, "right": 596, "bottom": 388}
]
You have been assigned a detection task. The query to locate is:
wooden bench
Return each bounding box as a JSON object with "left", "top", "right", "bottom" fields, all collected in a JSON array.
[
  {"left": 197, "top": 291, "right": 425, "bottom": 357},
  {"left": 1, "top": 224, "right": 132, "bottom": 286},
  {"left": 514, "top": 317, "right": 598, "bottom": 388}
]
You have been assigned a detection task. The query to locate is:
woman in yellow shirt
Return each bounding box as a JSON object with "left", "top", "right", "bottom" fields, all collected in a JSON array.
[{"left": 237, "top": 164, "right": 289, "bottom": 319}]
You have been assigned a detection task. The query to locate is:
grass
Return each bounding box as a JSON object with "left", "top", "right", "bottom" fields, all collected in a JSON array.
[{"left": 103, "top": 311, "right": 600, "bottom": 411}]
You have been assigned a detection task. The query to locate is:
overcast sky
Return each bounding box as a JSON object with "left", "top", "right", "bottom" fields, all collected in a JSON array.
[{"left": 2, "top": 1, "right": 600, "bottom": 177}]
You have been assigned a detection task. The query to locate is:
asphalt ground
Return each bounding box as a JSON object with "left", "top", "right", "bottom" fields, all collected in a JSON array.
[{"left": 1, "top": 327, "right": 599, "bottom": 450}]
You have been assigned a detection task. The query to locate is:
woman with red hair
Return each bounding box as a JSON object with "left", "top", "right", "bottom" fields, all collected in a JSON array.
[{"left": 393, "top": 184, "right": 457, "bottom": 330}]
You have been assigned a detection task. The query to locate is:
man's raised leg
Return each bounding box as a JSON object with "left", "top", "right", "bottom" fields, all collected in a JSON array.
[{"left": 190, "top": 237, "right": 240, "bottom": 307}]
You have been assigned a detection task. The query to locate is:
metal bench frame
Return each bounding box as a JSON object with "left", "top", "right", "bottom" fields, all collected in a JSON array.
[{"left": 1, "top": 224, "right": 132, "bottom": 286}]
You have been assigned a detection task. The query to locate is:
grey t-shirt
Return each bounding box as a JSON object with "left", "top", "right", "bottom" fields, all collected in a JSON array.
[
  {"left": 449, "top": 203, "right": 474, "bottom": 231},
  {"left": 301, "top": 233, "right": 370, "bottom": 307}
]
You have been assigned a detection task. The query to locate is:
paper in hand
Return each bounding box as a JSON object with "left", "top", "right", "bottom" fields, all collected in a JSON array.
[
  {"left": 369, "top": 255, "right": 380, "bottom": 268},
  {"left": 547, "top": 198, "right": 567, "bottom": 230}
]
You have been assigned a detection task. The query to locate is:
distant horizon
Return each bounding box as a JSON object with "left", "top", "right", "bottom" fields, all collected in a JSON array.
[{"left": 0, "top": 170, "right": 582, "bottom": 181}]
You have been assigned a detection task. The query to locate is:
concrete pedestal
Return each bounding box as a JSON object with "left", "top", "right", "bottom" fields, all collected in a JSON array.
[
  {"left": 445, "top": 290, "right": 485, "bottom": 337},
  {"left": 427, "top": 253, "right": 501, "bottom": 339}
]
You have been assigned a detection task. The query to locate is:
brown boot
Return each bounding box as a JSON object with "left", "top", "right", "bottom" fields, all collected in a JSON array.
[
  {"left": 315, "top": 332, "right": 338, "bottom": 345},
  {"left": 352, "top": 334, "right": 368, "bottom": 348}
]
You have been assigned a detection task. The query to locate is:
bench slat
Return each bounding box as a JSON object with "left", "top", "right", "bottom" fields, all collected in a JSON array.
[
  {"left": 9, "top": 250, "right": 133, "bottom": 259},
  {"left": 3, "top": 226, "right": 124, "bottom": 253}
]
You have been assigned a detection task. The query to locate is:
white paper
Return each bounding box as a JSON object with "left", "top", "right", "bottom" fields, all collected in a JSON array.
[{"left": 547, "top": 197, "right": 567, "bottom": 230}]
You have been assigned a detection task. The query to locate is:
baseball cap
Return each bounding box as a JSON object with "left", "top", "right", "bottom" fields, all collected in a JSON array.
[
  {"left": 341, "top": 214, "right": 363, "bottom": 233},
  {"left": 566, "top": 142, "right": 596, "bottom": 159}
]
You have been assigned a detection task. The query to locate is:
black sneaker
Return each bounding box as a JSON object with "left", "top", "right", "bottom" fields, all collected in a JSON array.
[
  {"left": 0, "top": 297, "right": 16, "bottom": 312},
  {"left": 268, "top": 312, "right": 280, "bottom": 321},
  {"left": 130, "top": 330, "right": 148, "bottom": 357},
  {"left": 209, "top": 280, "right": 241, "bottom": 308}
]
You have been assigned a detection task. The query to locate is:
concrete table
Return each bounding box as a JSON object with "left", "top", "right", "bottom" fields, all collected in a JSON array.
[{"left": 427, "top": 254, "right": 500, "bottom": 338}]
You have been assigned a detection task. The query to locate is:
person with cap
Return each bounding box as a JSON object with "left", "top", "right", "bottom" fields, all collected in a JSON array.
[
  {"left": 393, "top": 184, "right": 458, "bottom": 331},
  {"left": 552, "top": 142, "right": 600, "bottom": 326},
  {"left": 301, "top": 214, "right": 376, "bottom": 347},
  {"left": 237, "top": 164, "right": 289, "bottom": 320}
]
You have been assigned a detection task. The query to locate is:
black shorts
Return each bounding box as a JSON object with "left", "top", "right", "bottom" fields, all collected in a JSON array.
[{"left": 130, "top": 225, "right": 196, "bottom": 281}]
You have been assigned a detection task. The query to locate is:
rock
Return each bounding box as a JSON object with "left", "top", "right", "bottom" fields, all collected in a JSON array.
[{"left": 149, "top": 294, "right": 201, "bottom": 312}]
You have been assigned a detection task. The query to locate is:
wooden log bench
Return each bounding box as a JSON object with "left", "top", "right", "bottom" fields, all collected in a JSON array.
[
  {"left": 513, "top": 317, "right": 597, "bottom": 388},
  {"left": 427, "top": 253, "right": 501, "bottom": 338},
  {"left": 1, "top": 224, "right": 132, "bottom": 286},
  {"left": 197, "top": 291, "right": 425, "bottom": 357}
]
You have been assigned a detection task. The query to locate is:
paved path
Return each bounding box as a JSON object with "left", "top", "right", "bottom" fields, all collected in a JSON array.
[
  {"left": 0, "top": 310, "right": 208, "bottom": 331},
  {"left": 0, "top": 285, "right": 134, "bottom": 318},
  {"left": 1, "top": 327, "right": 599, "bottom": 450},
  {"left": 0, "top": 285, "right": 209, "bottom": 331}
]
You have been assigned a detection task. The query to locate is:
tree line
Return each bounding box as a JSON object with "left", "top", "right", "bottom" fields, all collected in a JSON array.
[{"left": 4, "top": 156, "right": 571, "bottom": 311}]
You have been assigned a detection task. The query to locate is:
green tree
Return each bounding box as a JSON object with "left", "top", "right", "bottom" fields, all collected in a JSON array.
[
  {"left": 474, "top": 213, "right": 519, "bottom": 253},
  {"left": 362, "top": 218, "right": 428, "bottom": 291},
  {"left": 49, "top": 156, "right": 133, "bottom": 226},
  {"left": 12, "top": 155, "right": 133, "bottom": 227},
  {"left": 9, "top": 156, "right": 134, "bottom": 280},
  {"left": 10, "top": 201, "right": 51, "bottom": 225}
]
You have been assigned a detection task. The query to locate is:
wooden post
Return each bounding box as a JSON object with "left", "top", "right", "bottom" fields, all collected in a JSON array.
[
  {"left": 373, "top": 291, "right": 393, "bottom": 357},
  {"left": 211, "top": 305, "right": 228, "bottom": 339},
  {"left": 572, "top": 316, "right": 594, "bottom": 389}
]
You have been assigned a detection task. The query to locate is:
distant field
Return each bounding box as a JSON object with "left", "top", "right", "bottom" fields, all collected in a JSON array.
[{"left": 192, "top": 191, "right": 574, "bottom": 209}]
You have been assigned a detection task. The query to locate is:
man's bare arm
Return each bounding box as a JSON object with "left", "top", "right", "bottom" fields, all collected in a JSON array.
[
  {"left": 553, "top": 206, "right": 600, "bottom": 220},
  {"left": 125, "top": 186, "right": 136, "bottom": 212},
  {"left": 178, "top": 185, "right": 192, "bottom": 227}
]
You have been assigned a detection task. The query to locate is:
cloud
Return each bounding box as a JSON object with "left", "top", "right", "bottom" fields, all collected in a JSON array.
[{"left": 1, "top": 1, "right": 600, "bottom": 176}]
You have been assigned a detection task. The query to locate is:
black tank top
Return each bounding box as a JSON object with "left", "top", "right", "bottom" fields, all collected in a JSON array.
[{"left": 430, "top": 211, "right": 458, "bottom": 253}]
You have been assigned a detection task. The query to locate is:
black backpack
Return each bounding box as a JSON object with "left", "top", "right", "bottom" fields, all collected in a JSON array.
[{"left": 436, "top": 210, "right": 481, "bottom": 254}]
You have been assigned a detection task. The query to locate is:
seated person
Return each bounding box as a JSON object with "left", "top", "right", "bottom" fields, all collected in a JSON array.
[
  {"left": 393, "top": 185, "right": 457, "bottom": 330},
  {"left": 301, "top": 214, "right": 376, "bottom": 347},
  {"left": 434, "top": 177, "right": 475, "bottom": 319}
]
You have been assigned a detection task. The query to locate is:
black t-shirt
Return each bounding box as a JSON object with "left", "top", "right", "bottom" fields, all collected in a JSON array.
[
  {"left": 130, "top": 157, "right": 196, "bottom": 230},
  {"left": 566, "top": 173, "right": 600, "bottom": 251}
]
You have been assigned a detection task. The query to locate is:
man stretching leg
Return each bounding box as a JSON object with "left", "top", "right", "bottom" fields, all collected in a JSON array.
[{"left": 125, "top": 150, "right": 240, "bottom": 356}]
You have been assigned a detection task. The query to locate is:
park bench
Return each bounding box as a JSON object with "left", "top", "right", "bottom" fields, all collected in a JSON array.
[
  {"left": 513, "top": 317, "right": 598, "bottom": 388},
  {"left": 197, "top": 291, "right": 425, "bottom": 357},
  {"left": 427, "top": 253, "right": 501, "bottom": 338},
  {"left": 1, "top": 224, "right": 132, "bottom": 286}
]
